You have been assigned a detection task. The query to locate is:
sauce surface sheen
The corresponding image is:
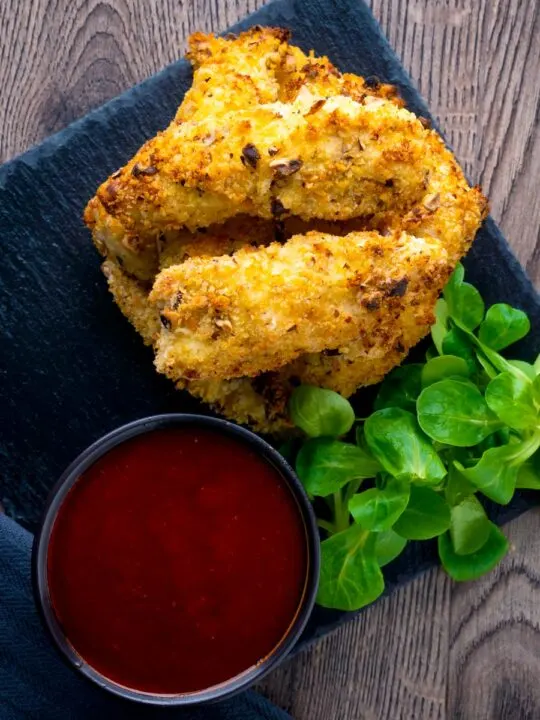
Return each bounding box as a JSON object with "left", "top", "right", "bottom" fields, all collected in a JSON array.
[{"left": 47, "top": 426, "right": 307, "bottom": 694}]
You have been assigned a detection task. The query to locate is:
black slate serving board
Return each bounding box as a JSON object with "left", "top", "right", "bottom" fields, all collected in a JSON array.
[{"left": 1, "top": 0, "right": 539, "bottom": 646}]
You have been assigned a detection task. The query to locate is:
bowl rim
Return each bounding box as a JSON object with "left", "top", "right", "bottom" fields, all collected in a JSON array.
[{"left": 32, "top": 413, "right": 320, "bottom": 706}]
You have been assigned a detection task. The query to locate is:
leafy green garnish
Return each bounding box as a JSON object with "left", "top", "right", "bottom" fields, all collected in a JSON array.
[
  {"left": 373, "top": 365, "right": 423, "bottom": 412},
  {"left": 289, "top": 385, "right": 355, "bottom": 438},
  {"left": 431, "top": 299, "right": 449, "bottom": 354},
  {"left": 421, "top": 355, "right": 470, "bottom": 388},
  {"left": 449, "top": 495, "right": 491, "bottom": 555},
  {"left": 443, "top": 269, "right": 485, "bottom": 331},
  {"left": 296, "top": 438, "right": 379, "bottom": 497},
  {"left": 478, "top": 304, "right": 530, "bottom": 351},
  {"left": 438, "top": 524, "right": 508, "bottom": 581},
  {"left": 393, "top": 486, "right": 451, "bottom": 540},
  {"left": 349, "top": 477, "right": 409, "bottom": 531},
  {"left": 283, "top": 263, "right": 537, "bottom": 611},
  {"left": 364, "top": 408, "right": 446, "bottom": 484},
  {"left": 417, "top": 379, "right": 501, "bottom": 446},
  {"left": 317, "top": 525, "right": 384, "bottom": 610},
  {"left": 516, "top": 450, "right": 540, "bottom": 490},
  {"left": 457, "top": 435, "right": 540, "bottom": 504},
  {"left": 508, "top": 360, "right": 537, "bottom": 381},
  {"left": 374, "top": 529, "right": 408, "bottom": 567},
  {"left": 444, "top": 464, "right": 476, "bottom": 506},
  {"left": 485, "top": 372, "right": 539, "bottom": 429},
  {"left": 441, "top": 326, "right": 477, "bottom": 374}
]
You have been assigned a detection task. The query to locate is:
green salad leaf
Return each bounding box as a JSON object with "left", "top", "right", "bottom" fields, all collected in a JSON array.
[
  {"left": 455, "top": 445, "right": 518, "bottom": 505},
  {"left": 374, "top": 530, "right": 408, "bottom": 568},
  {"left": 373, "top": 365, "right": 423, "bottom": 413},
  {"left": 508, "top": 360, "right": 537, "bottom": 381},
  {"left": 442, "top": 327, "right": 478, "bottom": 374},
  {"left": 449, "top": 495, "right": 491, "bottom": 555},
  {"left": 365, "top": 408, "right": 446, "bottom": 484},
  {"left": 485, "top": 372, "right": 538, "bottom": 429},
  {"left": 447, "top": 262, "right": 465, "bottom": 288},
  {"left": 393, "top": 486, "right": 451, "bottom": 540},
  {"left": 349, "top": 477, "right": 409, "bottom": 531},
  {"left": 517, "top": 460, "right": 540, "bottom": 490},
  {"left": 417, "top": 379, "right": 501, "bottom": 446},
  {"left": 478, "top": 304, "right": 530, "bottom": 351},
  {"left": 296, "top": 438, "right": 379, "bottom": 497},
  {"left": 317, "top": 525, "right": 384, "bottom": 610},
  {"left": 421, "top": 355, "right": 470, "bottom": 388},
  {"left": 515, "top": 448, "right": 540, "bottom": 490},
  {"left": 444, "top": 464, "right": 476, "bottom": 506},
  {"left": 284, "top": 263, "right": 537, "bottom": 611},
  {"left": 438, "top": 524, "right": 508, "bottom": 581},
  {"left": 444, "top": 276, "right": 485, "bottom": 331},
  {"left": 431, "top": 298, "right": 450, "bottom": 354},
  {"left": 289, "top": 385, "right": 355, "bottom": 438}
]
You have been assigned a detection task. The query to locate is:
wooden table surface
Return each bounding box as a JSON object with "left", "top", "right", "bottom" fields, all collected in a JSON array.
[{"left": 1, "top": 1, "right": 539, "bottom": 718}]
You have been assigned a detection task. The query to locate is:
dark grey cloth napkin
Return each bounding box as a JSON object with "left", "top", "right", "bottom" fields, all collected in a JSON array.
[{"left": 0, "top": 514, "right": 292, "bottom": 719}]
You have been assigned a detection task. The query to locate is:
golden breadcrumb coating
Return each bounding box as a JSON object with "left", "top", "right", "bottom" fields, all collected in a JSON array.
[
  {"left": 85, "top": 26, "right": 488, "bottom": 432},
  {"left": 276, "top": 42, "right": 404, "bottom": 107},
  {"left": 177, "top": 27, "right": 291, "bottom": 123},
  {"left": 101, "top": 257, "right": 411, "bottom": 432},
  {"left": 150, "top": 230, "right": 450, "bottom": 381},
  {"left": 102, "top": 260, "right": 160, "bottom": 344},
  {"left": 83, "top": 26, "right": 409, "bottom": 281},
  {"left": 85, "top": 197, "right": 159, "bottom": 282},
  {"left": 94, "top": 97, "right": 438, "bottom": 238}
]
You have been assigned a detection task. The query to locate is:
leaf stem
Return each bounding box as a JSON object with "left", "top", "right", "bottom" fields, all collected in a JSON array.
[
  {"left": 317, "top": 519, "right": 335, "bottom": 534},
  {"left": 333, "top": 490, "right": 350, "bottom": 533},
  {"left": 508, "top": 431, "right": 540, "bottom": 465},
  {"left": 344, "top": 478, "right": 362, "bottom": 504}
]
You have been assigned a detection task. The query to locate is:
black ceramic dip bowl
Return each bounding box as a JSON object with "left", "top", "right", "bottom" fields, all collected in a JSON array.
[{"left": 33, "top": 414, "right": 319, "bottom": 706}]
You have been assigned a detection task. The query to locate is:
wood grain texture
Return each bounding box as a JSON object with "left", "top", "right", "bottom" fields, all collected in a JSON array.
[
  {"left": 0, "top": 0, "right": 267, "bottom": 162},
  {"left": 448, "top": 508, "right": 540, "bottom": 720},
  {"left": 1, "top": 1, "right": 539, "bottom": 719},
  {"left": 368, "top": 0, "right": 540, "bottom": 284},
  {"left": 258, "top": 568, "right": 450, "bottom": 719}
]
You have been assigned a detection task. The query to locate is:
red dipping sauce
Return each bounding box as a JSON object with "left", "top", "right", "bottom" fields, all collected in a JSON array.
[{"left": 45, "top": 424, "right": 309, "bottom": 696}]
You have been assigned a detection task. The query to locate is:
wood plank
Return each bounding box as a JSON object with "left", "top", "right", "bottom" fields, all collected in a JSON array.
[
  {"left": 0, "top": 0, "right": 267, "bottom": 163},
  {"left": 368, "top": 0, "right": 540, "bottom": 285},
  {"left": 448, "top": 508, "right": 540, "bottom": 720},
  {"left": 258, "top": 569, "right": 450, "bottom": 719}
]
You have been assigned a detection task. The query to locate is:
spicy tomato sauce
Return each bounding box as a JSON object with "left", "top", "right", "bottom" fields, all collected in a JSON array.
[{"left": 47, "top": 426, "right": 308, "bottom": 694}]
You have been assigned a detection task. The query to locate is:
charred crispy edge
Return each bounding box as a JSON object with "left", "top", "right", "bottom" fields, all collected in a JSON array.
[
  {"left": 476, "top": 185, "right": 490, "bottom": 220},
  {"left": 187, "top": 26, "right": 292, "bottom": 67}
]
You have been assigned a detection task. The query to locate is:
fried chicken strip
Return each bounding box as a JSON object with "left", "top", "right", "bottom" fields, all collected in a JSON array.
[
  {"left": 84, "top": 27, "right": 407, "bottom": 281},
  {"left": 150, "top": 230, "right": 450, "bottom": 381},
  {"left": 94, "top": 97, "right": 438, "bottom": 241},
  {"left": 101, "top": 258, "right": 410, "bottom": 432},
  {"left": 88, "top": 26, "right": 488, "bottom": 432},
  {"left": 179, "top": 26, "right": 404, "bottom": 121},
  {"left": 276, "top": 42, "right": 404, "bottom": 107}
]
